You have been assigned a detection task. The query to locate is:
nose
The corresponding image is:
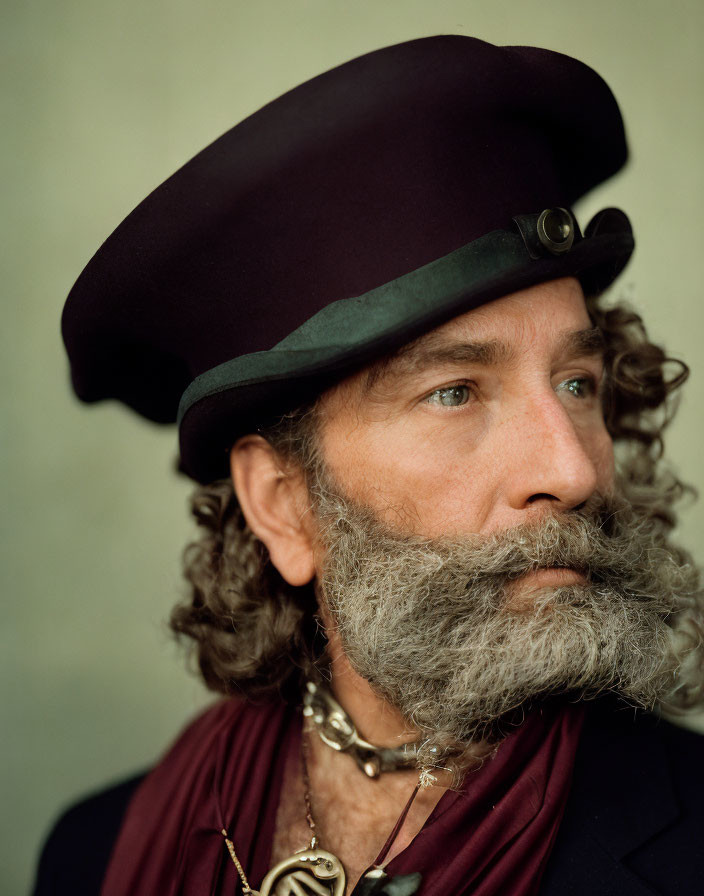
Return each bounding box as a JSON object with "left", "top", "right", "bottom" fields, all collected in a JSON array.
[{"left": 502, "top": 392, "right": 601, "bottom": 513}]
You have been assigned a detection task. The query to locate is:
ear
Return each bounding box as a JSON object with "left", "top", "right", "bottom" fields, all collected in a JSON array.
[{"left": 230, "top": 435, "right": 316, "bottom": 586}]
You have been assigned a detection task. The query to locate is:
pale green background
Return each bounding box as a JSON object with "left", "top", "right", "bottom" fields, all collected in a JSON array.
[{"left": 3, "top": 1, "right": 703, "bottom": 893}]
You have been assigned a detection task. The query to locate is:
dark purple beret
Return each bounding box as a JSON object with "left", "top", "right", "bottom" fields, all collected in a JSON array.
[{"left": 62, "top": 34, "right": 634, "bottom": 483}]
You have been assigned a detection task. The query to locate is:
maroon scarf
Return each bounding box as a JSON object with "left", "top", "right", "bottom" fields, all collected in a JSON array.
[{"left": 101, "top": 698, "right": 584, "bottom": 895}]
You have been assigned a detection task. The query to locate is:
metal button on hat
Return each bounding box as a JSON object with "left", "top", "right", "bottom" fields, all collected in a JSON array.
[{"left": 537, "top": 208, "right": 575, "bottom": 254}]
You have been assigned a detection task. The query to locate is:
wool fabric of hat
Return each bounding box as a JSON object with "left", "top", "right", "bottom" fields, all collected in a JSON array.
[{"left": 61, "top": 34, "right": 634, "bottom": 483}]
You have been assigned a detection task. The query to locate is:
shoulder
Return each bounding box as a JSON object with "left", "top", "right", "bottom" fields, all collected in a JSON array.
[
  {"left": 581, "top": 701, "right": 704, "bottom": 799},
  {"left": 32, "top": 773, "right": 146, "bottom": 896},
  {"left": 614, "top": 709, "right": 704, "bottom": 893},
  {"left": 33, "top": 698, "right": 265, "bottom": 896},
  {"left": 543, "top": 700, "right": 704, "bottom": 895}
]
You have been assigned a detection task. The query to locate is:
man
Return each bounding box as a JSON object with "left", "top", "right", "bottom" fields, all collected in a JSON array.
[{"left": 37, "top": 35, "right": 703, "bottom": 895}]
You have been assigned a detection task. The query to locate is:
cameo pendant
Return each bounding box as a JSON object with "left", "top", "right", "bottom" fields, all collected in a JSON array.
[{"left": 257, "top": 846, "right": 346, "bottom": 896}]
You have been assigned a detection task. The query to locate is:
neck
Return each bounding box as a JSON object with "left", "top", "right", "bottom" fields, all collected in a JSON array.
[{"left": 324, "top": 629, "right": 421, "bottom": 749}]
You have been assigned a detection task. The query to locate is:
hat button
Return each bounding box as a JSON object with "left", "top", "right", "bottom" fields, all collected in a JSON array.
[{"left": 537, "top": 207, "right": 575, "bottom": 255}]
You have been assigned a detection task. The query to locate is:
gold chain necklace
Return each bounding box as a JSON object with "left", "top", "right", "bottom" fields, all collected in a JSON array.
[
  {"left": 222, "top": 730, "right": 345, "bottom": 894},
  {"left": 221, "top": 722, "right": 423, "bottom": 895}
]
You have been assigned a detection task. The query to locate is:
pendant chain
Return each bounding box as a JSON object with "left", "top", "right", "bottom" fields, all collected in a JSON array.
[
  {"left": 221, "top": 828, "right": 256, "bottom": 895},
  {"left": 221, "top": 709, "right": 423, "bottom": 895},
  {"left": 222, "top": 724, "right": 320, "bottom": 894},
  {"left": 301, "top": 726, "right": 319, "bottom": 849}
]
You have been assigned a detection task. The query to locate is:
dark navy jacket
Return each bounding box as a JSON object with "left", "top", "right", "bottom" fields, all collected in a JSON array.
[{"left": 33, "top": 702, "right": 704, "bottom": 895}]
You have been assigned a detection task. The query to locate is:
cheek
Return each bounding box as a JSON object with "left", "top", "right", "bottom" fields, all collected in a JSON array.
[
  {"left": 591, "top": 428, "right": 616, "bottom": 491},
  {"left": 325, "top": 419, "right": 494, "bottom": 534}
]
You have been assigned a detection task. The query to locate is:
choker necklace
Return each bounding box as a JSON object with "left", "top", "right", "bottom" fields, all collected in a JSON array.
[
  {"left": 222, "top": 726, "right": 422, "bottom": 896},
  {"left": 303, "top": 680, "right": 423, "bottom": 778}
]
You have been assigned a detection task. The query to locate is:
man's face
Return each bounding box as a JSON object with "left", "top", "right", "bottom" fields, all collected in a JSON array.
[
  {"left": 231, "top": 275, "right": 692, "bottom": 766},
  {"left": 317, "top": 277, "right": 614, "bottom": 555},
  {"left": 302, "top": 277, "right": 690, "bottom": 764}
]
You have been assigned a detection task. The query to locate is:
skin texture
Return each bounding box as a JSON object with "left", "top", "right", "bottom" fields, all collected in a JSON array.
[
  {"left": 316, "top": 276, "right": 613, "bottom": 538},
  {"left": 230, "top": 276, "right": 616, "bottom": 890}
]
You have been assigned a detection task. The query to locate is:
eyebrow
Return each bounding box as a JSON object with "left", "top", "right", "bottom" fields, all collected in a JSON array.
[{"left": 363, "top": 326, "right": 605, "bottom": 393}]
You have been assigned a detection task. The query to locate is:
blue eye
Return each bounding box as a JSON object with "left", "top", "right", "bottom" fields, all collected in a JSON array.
[
  {"left": 426, "top": 385, "right": 471, "bottom": 407},
  {"left": 556, "top": 377, "right": 595, "bottom": 399}
]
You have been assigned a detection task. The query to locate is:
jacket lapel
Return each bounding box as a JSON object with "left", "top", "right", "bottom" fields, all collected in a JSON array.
[{"left": 540, "top": 702, "right": 680, "bottom": 895}]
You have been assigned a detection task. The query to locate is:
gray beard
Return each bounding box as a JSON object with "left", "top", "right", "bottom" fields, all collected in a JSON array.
[{"left": 312, "top": 475, "right": 702, "bottom": 769}]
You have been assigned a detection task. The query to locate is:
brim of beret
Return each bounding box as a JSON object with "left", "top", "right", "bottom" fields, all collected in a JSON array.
[{"left": 178, "top": 208, "right": 633, "bottom": 483}]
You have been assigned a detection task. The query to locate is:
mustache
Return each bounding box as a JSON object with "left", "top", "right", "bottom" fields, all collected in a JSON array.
[
  {"left": 325, "top": 489, "right": 670, "bottom": 596},
  {"left": 456, "top": 499, "right": 629, "bottom": 582}
]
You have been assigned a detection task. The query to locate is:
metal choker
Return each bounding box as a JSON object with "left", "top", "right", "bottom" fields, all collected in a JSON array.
[{"left": 302, "top": 680, "right": 421, "bottom": 778}]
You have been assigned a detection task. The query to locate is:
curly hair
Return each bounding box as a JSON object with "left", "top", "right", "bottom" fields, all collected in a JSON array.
[
  {"left": 170, "top": 405, "right": 327, "bottom": 703},
  {"left": 170, "top": 293, "right": 697, "bottom": 704}
]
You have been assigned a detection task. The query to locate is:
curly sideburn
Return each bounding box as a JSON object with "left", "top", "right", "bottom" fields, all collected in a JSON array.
[
  {"left": 171, "top": 295, "right": 695, "bottom": 702},
  {"left": 171, "top": 407, "right": 326, "bottom": 702}
]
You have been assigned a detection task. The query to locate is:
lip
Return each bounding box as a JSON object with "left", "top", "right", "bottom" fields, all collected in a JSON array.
[{"left": 517, "top": 567, "right": 587, "bottom": 589}]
